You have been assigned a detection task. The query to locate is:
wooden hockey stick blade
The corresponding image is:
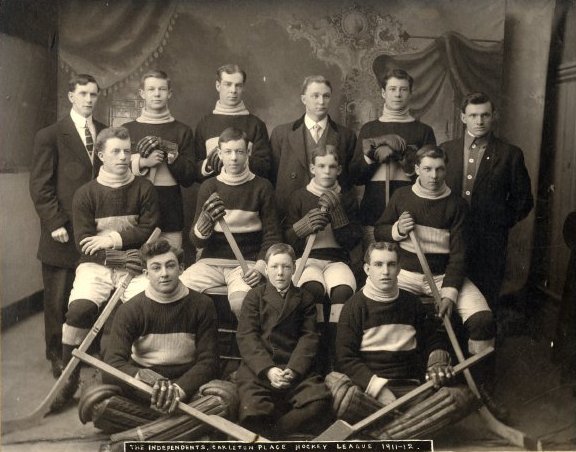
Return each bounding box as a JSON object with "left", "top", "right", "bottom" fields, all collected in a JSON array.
[
  {"left": 314, "top": 347, "right": 493, "bottom": 441},
  {"left": 74, "top": 350, "right": 269, "bottom": 442},
  {"left": 218, "top": 218, "right": 249, "bottom": 274},
  {"left": 293, "top": 233, "right": 317, "bottom": 285},
  {"left": 2, "top": 228, "right": 161, "bottom": 435},
  {"left": 408, "top": 231, "right": 542, "bottom": 451}
]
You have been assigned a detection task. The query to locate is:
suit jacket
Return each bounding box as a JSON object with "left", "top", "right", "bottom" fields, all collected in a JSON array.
[
  {"left": 29, "top": 115, "right": 106, "bottom": 268},
  {"left": 441, "top": 134, "right": 533, "bottom": 232},
  {"left": 236, "top": 283, "right": 319, "bottom": 379},
  {"left": 270, "top": 115, "right": 356, "bottom": 222}
]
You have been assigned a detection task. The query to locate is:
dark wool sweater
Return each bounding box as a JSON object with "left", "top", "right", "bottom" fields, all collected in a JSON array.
[
  {"left": 194, "top": 113, "right": 271, "bottom": 180},
  {"left": 124, "top": 120, "right": 196, "bottom": 232},
  {"left": 104, "top": 290, "right": 218, "bottom": 399},
  {"left": 191, "top": 176, "right": 282, "bottom": 262},
  {"left": 374, "top": 186, "right": 468, "bottom": 292},
  {"left": 336, "top": 290, "right": 446, "bottom": 389},
  {"left": 284, "top": 187, "right": 362, "bottom": 263},
  {"left": 350, "top": 120, "right": 436, "bottom": 225},
  {"left": 72, "top": 177, "right": 159, "bottom": 265}
]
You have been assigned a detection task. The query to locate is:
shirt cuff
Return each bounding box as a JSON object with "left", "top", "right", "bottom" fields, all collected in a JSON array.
[
  {"left": 201, "top": 159, "right": 214, "bottom": 177},
  {"left": 392, "top": 222, "right": 407, "bottom": 241},
  {"left": 364, "top": 155, "right": 376, "bottom": 165},
  {"left": 441, "top": 286, "right": 458, "bottom": 303},
  {"left": 109, "top": 231, "right": 123, "bottom": 250},
  {"left": 366, "top": 374, "right": 389, "bottom": 398},
  {"left": 131, "top": 154, "right": 149, "bottom": 176}
]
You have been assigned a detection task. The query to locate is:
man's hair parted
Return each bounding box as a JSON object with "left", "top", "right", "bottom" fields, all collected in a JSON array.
[
  {"left": 311, "top": 144, "right": 341, "bottom": 165},
  {"left": 415, "top": 144, "right": 448, "bottom": 165},
  {"left": 364, "top": 241, "right": 400, "bottom": 264},
  {"left": 217, "top": 64, "right": 247, "bottom": 83},
  {"left": 461, "top": 92, "right": 495, "bottom": 113},
  {"left": 301, "top": 75, "right": 332, "bottom": 95},
  {"left": 140, "top": 239, "right": 184, "bottom": 265},
  {"left": 68, "top": 74, "right": 100, "bottom": 93},
  {"left": 140, "top": 69, "right": 171, "bottom": 90},
  {"left": 265, "top": 243, "right": 296, "bottom": 264},
  {"left": 95, "top": 127, "right": 130, "bottom": 154}
]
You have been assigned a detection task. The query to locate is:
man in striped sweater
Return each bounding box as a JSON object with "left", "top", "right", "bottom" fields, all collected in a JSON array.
[
  {"left": 52, "top": 126, "right": 160, "bottom": 411},
  {"left": 332, "top": 242, "right": 474, "bottom": 440},
  {"left": 181, "top": 127, "right": 282, "bottom": 318},
  {"left": 374, "top": 145, "right": 500, "bottom": 413}
]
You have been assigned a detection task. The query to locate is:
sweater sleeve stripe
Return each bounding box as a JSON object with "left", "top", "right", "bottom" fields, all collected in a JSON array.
[
  {"left": 132, "top": 332, "right": 196, "bottom": 367},
  {"left": 400, "top": 224, "right": 451, "bottom": 255},
  {"left": 361, "top": 324, "right": 417, "bottom": 352}
]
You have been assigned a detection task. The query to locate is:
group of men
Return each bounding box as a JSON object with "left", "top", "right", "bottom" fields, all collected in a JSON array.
[{"left": 28, "top": 63, "right": 533, "bottom": 442}]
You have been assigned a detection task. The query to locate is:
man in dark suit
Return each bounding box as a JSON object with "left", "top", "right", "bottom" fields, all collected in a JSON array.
[
  {"left": 29, "top": 74, "right": 106, "bottom": 377},
  {"left": 441, "top": 92, "right": 533, "bottom": 313},
  {"left": 270, "top": 75, "right": 356, "bottom": 224}
]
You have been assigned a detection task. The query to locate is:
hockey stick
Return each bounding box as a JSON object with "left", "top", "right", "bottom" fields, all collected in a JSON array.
[
  {"left": 2, "top": 228, "right": 162, "bottom": 435},
  {"left": 293, "top": 233, "right": 317, "bottom": 285},
  {"left": 218, "top": 217, "right": 249, "bottom": 275},
  {"left": 73, "top": 350, "right": 269, "bottom": 442},
  {"left": 314, "top": 347, "right": 493, "bottom": 441},
  {"left": 408, "top": 231, "right": 542, "bottom": 451}
]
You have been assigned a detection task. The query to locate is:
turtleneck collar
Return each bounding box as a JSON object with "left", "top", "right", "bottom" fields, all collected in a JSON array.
[
  {"left": 145, "top": 281, "right": 189, "bottom": 304},
  {"left": 97, "top": 167, "right": 135, "bottom": 188},
  {"left": 216, "top": 165, "right": 255, "bottom": 185},
  {"left": 213, "top": 100, "right": 250, "bottom": 116},
  {"left": 362, "top": 277, "right": 400, "bottom": 302},
  {"left": 136, "top": 108, "right": 175, "bottom": 124},
  {"left": 306, "top": 178, "right": 341, "bottom": 197},
  {"left": 379, "top": 105, "right": 415, "bottom": 123},
  {"left": 412, "top": 177, "right": 451, "bottom": 200}
]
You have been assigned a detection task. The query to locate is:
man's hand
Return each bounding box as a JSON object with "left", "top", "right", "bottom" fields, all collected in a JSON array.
[
  {"left": 242, "top": 268, "right": 263, "bottom": 287},
  {"left": 292, "top": 207, "right": 330, "bottom": 238},
  {"left": 267, "top": 367, "right": 291, "bottom": 389},
  {"left": 51, "top": 226, "right": 69, "bottom": 243},
  {"left": 282, "top": 368, "right": 297, "bottom": 382},
  {"left": 137, "top": 136, "right": 162, "bottom": 158},
  {"left": 437, "top": 297, "right": 454, "bottom": 319},
  {"left": 80, "top": 235, "right": 114, "bottom": 255},
  {"left": 196, "top": 193, "right": 226, "bottom": 236},
  {"left": 426, "top": 364, "right": 455, "bottom": 389},
  {"left": 150, "top": 378, "right": 184, "bottom": 414},
  {"left": 140, "top": 150, "right": 166, "bottom": 169},
  {"left": 397, "top": 211, "right": 415, "bottom": 236},
  {"left": 206, "top": 148, "right": 223, "bottom": 174},
  {"left": 104, "top": 249, "right": 143, "bottom": 275},
  {"left": 376, "top": 386, "right": 397, "bottom": 405}
]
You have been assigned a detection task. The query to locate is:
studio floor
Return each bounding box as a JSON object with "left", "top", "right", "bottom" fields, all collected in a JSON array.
[{"left": 2, "top": 295, "right": 575, "bottom": 452}]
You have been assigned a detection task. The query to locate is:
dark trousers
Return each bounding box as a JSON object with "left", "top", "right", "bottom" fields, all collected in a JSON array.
[{"left": 42, "top": 263, "right": 75, "bottom": 360}]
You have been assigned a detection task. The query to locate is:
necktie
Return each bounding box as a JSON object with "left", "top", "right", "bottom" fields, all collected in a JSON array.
[
  {"left": 85, "top": 121, "right": 94, "bottom": 162},
  {"left": 313, "top": 124, "right": 322, "bottom": 143}
]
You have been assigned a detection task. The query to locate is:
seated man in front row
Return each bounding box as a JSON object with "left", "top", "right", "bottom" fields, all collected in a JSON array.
[
  {"left": 181, "top": 127, "right": 282, "bottom": 318},
  {"left": 330, "top": 242, "right": 474, "bottom": 439},
  {"left": 78, "top": 240, "right": 237, "bottom": 443},
  {"left": 236, "top": 243, "right": 332, "bottom": 439}
]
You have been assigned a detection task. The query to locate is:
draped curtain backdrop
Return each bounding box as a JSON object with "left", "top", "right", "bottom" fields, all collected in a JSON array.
[
  {"left": 373, "top": 32, "right": 503, "bottom": 119},
  {"left": 59, "top": 0, "right": 177, "bottom": 92}
]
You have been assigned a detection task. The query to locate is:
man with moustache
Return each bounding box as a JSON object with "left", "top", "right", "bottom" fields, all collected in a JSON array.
[{"left": 29, "top": 74, "right": 106, "bottom": 378}]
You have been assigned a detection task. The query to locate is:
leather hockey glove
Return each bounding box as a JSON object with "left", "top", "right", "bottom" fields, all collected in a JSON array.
[
  {"left": 104, "top": 249, "right": 143, "bottom": 275},
  {"left": 196, "top": 192, "right": 226, "bottom": 236},
  {"left": 206, "top": 147, "right": 223, "bottom": 174},
  {"left": 292, "top": 207, "right": 330, "bottom": 238},
  {"left": 137, "top": 136, "right": 163, "bottom": 158},
  {"left": 318, "top": 191, "right": 349, "bottom": 229},
  {"left": 362, "top": 134, "right": 407, "bottom": 163}
]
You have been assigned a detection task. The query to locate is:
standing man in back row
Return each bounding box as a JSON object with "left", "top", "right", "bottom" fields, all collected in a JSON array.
[
  {"left": 194, "top": 64, "right": 271, "bottom": 180},
  {"left": 124, "top": 69, "right": 197, "bottom": 249},
  {"left": 441, "top": 92, "right": 533, "bottom": 313},
  {"left": 350, "top": 68, "right": 436, "bottom": 247},
  {"left": 270, "top": 75, "right": 356, "bottom": 224},
  {"left": 29, "top": 74, "right": 106, "bottom": 378}
]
